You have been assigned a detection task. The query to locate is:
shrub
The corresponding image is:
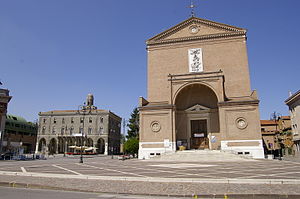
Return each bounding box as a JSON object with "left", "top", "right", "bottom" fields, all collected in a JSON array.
[{"left": 124, "top": 138, "right": 139, "bottom": 155}]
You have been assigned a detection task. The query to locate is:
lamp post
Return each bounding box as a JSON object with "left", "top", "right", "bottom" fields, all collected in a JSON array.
[
  {"left": 78, "top": 104, "right": 87, "bottom": 163},
  {"left": 271, "top": 111, "right": 282, "bottom": 159}
]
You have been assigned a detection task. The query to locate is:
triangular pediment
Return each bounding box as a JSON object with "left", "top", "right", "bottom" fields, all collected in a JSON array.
[
  {"left": 147, "top": 17, "right": 246, "bottom": 46},
  {"left": 185, "top": 104, "right": 210, "bottom": 112}
]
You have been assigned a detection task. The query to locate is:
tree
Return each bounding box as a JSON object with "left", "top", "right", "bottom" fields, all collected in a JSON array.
[
  {"left": 127, "top": 107, "right": 139, "bottom": 139},
  {"left": 124, "top": 137, "right": 139, "bottom": 155}
]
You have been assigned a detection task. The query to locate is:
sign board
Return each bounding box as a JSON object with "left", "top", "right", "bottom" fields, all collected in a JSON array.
[
  {"left": 194, "top": 133, "right": 205, "bottom": 138},
  {"left": 211, "top": 136, "right": 217, "bottom": 143}
]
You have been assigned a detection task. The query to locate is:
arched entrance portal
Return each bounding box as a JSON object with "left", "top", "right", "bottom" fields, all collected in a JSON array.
[
  {"left": 48, "top": 138, "right": 57, "bottom": 155},
  {"left": 175, "top": 84, "right": 220, "bottom": 150},
  {"left": 87, "top": 138, "right": 93, "bottom": 147},
  {"left": 38, "top": 138, "right": 46, "bottom": 152},
  {"left": 97, "top": 138, "right": 105, "bottom": 154}
]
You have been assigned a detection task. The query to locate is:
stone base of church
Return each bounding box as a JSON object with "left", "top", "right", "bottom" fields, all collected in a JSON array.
[
  {"left": 138, "top": 142, "right": 176, "bottom": 160},
  {"left": 221, "top": 140, "right": 265, "bottom": 159}
]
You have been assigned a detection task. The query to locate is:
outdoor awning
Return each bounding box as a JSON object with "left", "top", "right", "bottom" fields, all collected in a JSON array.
[
  {"left": 68, "top": 146, "right": 89, "bottom": 150},
  {"left": 85, "top": 147, "right": 98, "bottom": 151}
]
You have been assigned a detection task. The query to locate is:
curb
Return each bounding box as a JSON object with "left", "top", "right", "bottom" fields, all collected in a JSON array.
[
  {"left": 0, "top": 181, "right": 300, "bottom": 199},
  {"left": 1, "top": 170, "right": 300, "bottom": 185}
]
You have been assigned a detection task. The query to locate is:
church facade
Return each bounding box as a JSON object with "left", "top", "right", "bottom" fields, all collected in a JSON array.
[{"left": 139, "top": 17, "right": 264, "bottom": 159}]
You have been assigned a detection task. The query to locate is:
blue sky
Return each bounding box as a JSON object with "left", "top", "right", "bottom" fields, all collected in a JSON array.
[{"left": 0, "top": 0, "right": 299, "bottom": 122}]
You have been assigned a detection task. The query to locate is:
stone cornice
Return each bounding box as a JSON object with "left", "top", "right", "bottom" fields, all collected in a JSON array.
[
  {"left": 147, "top": 32, "right": 246, "bottom": 46},
  {"left": 148, "top": 17, "right": 246, "bottom": 42},
  {"left": 39, "top": 110, "right": 109, "bottom": 116},
  {"left": 139, "top": 104, "right": 175, "bottom": 111},
  {"left": 218, "top": 99, "right": 259, "bottom": 107},
  {"left": 285, "top": 90, "right": 300, "bottom": 105}
]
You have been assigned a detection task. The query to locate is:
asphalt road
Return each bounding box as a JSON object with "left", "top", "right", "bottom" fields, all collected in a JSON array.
[{"left": 0, "top": 187, "right": 205, "bottom": 199}]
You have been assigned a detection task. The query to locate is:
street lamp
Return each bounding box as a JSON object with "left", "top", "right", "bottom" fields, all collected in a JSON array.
[
  {"left": 77, "top": 103, "right": 91, "bottom": 163},
  {"left": 271, "top": 111, "right": 282, "bottom": 160}
]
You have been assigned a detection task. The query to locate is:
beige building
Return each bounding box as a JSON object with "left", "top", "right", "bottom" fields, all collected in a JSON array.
[
  {"left": 36, "top": 94, "right": 121, "bottom": 155},
  {"left": 260, "top": 116, "right": 291, "bottom": 156},
  {"left": 285, "top": 90, "right": 300, "bottom": 153},
  {"left": 139, "top": 17, "right": 264, "bottom": 159}
]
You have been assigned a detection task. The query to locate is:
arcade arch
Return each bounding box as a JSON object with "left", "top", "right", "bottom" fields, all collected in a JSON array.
[
  {"left": 175, "top": 83, "right": 220, "bottom": 150},
  {"left": 48, "top": 138, "right": 57, "bottom": 154},
  {"left": 38, "top": 138, "right": 46, "bottom": 152},
  {"left": 97, "top": 138, "right": 105, "bottom": 154}
]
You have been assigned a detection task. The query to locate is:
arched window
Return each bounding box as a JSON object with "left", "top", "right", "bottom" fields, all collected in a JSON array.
[
  {"left": 52, "top": 127, "right": 56, "bottom": 134},
  {"left": 99, "top": 127, "right": 103, "bottom": 134},
  {"left": 70, "top": 127, "right": 74, "bottom": 135}
]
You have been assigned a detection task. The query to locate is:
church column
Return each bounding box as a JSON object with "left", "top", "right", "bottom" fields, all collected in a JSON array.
[
  {"left": 35, "top": 140, "right": 39, "bottom": 154},
  {"left": 104, "top": 141, "right": 108, "bottom": 155}
]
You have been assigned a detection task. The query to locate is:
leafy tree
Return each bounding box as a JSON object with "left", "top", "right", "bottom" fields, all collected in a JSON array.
[
  {"left": 127, "top": 107, "right": 139, "bottom": 139},
  {"left": 124, "top": 138, "right": 139, "bottom": 155}
]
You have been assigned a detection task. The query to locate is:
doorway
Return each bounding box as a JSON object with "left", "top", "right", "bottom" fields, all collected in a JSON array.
[{"left": 190, "top": 119, "right": 208, "bottom": 149}]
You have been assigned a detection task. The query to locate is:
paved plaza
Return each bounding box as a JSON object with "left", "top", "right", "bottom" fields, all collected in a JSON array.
[
  {"left": 1, "top": 154, "right": 300, "bottom": 180},
  {"left": 0, "top": 153, "right": 300, "bottom": 198}
]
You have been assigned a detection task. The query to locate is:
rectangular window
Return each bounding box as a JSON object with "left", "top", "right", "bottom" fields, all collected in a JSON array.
[
  {"left": 80, "top": 117, "right": 84, "bottom": 123},
  {"left": 62, "top": 118, "right": 65, "bottom": 124},
  {"left": 71, "top": 117, "right": 74, "bottom": 123},
  {"left": 53, "top": 118, "right": 57, "bottom": 124}
]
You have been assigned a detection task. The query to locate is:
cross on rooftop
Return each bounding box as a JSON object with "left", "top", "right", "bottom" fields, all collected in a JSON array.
[{"left": 188, "top": 0, "right": 197, "bottom": 17}]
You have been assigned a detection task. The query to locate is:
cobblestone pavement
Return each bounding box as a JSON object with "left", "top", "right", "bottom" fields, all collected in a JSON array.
[
  {"left": 0, "top": 155, "right": 300, "bottom": 180},
  {"left": 0, "top": 155, "right": 300, "bottom": 197}
]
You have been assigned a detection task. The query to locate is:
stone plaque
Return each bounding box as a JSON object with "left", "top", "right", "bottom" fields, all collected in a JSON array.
[{"left": 188, "top": 48, "right": 203, "bottom": 73}]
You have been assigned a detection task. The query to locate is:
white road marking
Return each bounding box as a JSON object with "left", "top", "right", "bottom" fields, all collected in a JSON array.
[
  {"left": 150, "top": 163, "right": 215, "bottom": 168},
  {"left": 77, "top": 163, "right": 147, "bottom": 177},
  {"left": 52, "top": 164, "right": 82, "bottom": 175},
  {"left": 20, "top": 167, "right": 27, "bottom": 173},
  {"left": 92, "top": 162, "right": 224, "bottom": 178}
]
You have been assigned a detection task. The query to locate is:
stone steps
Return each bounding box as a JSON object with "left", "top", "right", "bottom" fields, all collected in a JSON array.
[{"left": 149, "top": 150, "right": 255, "bottom": 162}]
